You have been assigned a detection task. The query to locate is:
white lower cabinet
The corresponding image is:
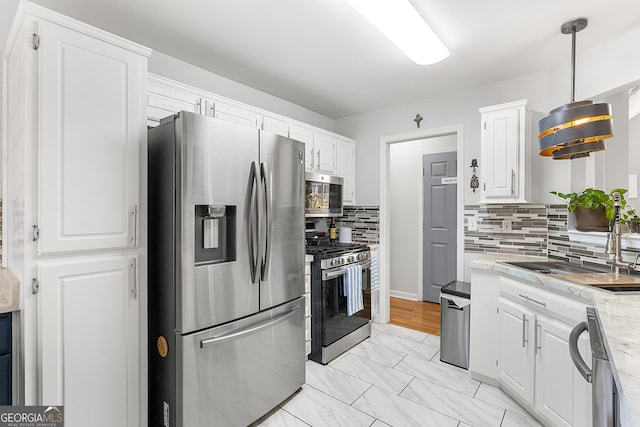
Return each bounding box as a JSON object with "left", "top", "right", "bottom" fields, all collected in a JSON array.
[
  {"left": 38, "top": 256, "right": 139, "bottom": 427},
  {"left": 496, "top": 277, "right": 592, "bottom": 427},
  {"left": 498, "top": 297, "right": 535, "bottom": 404}
]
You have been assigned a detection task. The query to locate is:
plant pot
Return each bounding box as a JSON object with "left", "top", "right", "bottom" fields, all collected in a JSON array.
[
  {"left": 629, "top": 219, "right": 640, "bottom": 233},
  {"left": 574, "top": 206, "right": 609, "bottom": 232}
]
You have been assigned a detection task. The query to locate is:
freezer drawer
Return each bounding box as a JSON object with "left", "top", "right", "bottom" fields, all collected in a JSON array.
[{"left": 178, "top": 297, "right": 305, "bottom": 426}]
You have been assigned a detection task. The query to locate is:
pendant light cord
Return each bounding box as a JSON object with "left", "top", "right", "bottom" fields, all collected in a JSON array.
[{"left": 570, "top": 26, "right": 576, "bottom": 102}]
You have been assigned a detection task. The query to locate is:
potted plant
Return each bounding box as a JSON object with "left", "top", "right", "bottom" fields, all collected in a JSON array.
[
  {"left": 551, "top": 188, "right": 628, "bottom": 232},
  {"left": 621, "top": 208, "right": 640, "bottom": 233}
]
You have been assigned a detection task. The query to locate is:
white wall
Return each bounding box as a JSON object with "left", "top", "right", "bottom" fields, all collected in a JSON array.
[
  {"left": 389, "top": 135, "right": 456, "bottom": 300},
  {"left": 148, "top": 51, "right": 335, "bottom": 131}
]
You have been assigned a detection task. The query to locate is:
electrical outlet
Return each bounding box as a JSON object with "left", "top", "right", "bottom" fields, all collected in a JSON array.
[
  {"left": 468, "top": 216, "right": 478, "bottom": 231},
  {"left": 502, "top": 220, "right": 512, "bottom": 233}
]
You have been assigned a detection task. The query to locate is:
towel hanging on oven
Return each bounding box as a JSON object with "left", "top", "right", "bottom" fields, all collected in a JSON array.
[{"left": 343, "top": 265, "right": 364, "bottom": 315}]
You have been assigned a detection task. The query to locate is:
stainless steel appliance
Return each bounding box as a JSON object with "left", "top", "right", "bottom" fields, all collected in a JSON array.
[
  {"left": 439, "top": 281, "right": 471, "bottom": 369},
  {"left": 305, "top": 172, "right": 343, "bottom": 217},
  {"left": 148, "top": 111, "right": 306, "bottom": 427},
  {"left": 306, "top": 241, "right": 371, "bottom": 364},
  {"left": 569, "top": 307, "right": 620, "bottom": 427}
]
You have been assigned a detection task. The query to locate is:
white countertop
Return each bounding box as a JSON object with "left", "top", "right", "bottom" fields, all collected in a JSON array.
[
  {"left": 471, "top": 255, "right": 640, "bottom": 426},
  {"left": 0, "top": 268, "right": 20, "bottom": 313}
]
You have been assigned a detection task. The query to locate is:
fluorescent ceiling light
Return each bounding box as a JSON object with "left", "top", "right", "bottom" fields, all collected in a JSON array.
[{"left": 347, "top": 0, "right": 449, "bottom": 65}]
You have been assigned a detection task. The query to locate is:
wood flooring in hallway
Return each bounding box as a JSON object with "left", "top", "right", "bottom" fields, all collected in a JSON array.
[{"left": 389, "top": 297, "right": 441, "bottom": 336}]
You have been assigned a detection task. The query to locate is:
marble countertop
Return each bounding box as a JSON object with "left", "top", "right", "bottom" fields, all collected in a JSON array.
[
  {"left": 0, "top": 268, "right": 20, "bottom": 313},
  {"left": 471, "top": 255, "right": 640, "bottom": 425}
]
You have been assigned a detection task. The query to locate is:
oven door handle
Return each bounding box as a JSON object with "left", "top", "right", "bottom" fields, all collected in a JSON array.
[{"left": 322, "top": 259, "right": 371, "bottom": 280}]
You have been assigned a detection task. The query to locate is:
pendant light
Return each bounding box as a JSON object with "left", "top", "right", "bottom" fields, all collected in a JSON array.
[{"left": 538, "top": 18, "right": 614, "bottom": 160}]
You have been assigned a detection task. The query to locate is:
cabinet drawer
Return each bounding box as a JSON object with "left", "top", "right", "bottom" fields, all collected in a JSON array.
[
  {"left": 499, "top": 275, "right": 586, "bottom": 323},
  {"left": 0, "top": 314, "right": 10, "bottom": 355}
]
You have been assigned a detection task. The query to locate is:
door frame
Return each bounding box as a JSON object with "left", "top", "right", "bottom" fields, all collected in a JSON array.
[{"left": 379, "top": 125, "right": 464, "bottom": 323}]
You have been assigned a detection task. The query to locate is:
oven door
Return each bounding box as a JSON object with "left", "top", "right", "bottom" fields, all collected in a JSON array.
[{"left": 321, "top": 259, "right": 371, "bottom": 347}]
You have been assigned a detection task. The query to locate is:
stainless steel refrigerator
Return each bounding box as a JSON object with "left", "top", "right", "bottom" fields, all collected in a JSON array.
[{"left": 148, "top": 111, "right": 306, "bottom": 427}]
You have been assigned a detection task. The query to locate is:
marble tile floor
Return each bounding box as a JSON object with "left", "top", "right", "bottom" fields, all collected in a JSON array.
[{"left": 255, "top": 322, "right": 543, "bottom": 427}]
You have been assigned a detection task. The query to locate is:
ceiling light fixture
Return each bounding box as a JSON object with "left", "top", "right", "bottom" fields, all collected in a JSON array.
[
  {"left": 538, "top": 18, "right": 614, "bottom": 160},
  {"left": 347, "top": 0, "right": 449, "bottom": 65}
]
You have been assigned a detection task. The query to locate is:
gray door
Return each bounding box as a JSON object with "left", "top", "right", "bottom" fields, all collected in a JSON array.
[
  {"left": 259, "top": 131, "right": 306, "bottom": 311},
  {"left": 423, "top": 152, "right": 457, "bottom": 303}
]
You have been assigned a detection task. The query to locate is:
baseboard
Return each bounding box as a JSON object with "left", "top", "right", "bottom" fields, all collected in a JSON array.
[{"left": 389, "top": 290, "right": 418, "bottom": 301}]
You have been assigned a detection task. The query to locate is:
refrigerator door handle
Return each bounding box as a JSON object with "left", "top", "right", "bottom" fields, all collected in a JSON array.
[
  {"left": 569, "top": 321, "right": 592, "bottom": 383},
  {"left": 248, "top": 161, "right": 260, "bottom": 283},
  {"left": 200, "top": 305, "right": 301, "bottom": 348},
  {"left": 260, "top": 161, "right": 272, "bottom": 280}
]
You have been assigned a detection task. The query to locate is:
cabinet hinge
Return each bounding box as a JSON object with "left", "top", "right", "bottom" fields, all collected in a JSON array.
[
  {"left": 32, "top": 33, "right": 40, "bottom": 50},
  {"left": 496, "top": 360, "right": 499, "bottom": 367},
  {"left": 32, "top": 278, "right": 40, "bottom": 294},
  {"left": 32, "top": 225, "right": 40, "bottom": 241}
]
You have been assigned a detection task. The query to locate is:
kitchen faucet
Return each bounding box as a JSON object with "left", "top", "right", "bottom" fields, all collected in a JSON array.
[{"left": 606, "top": 192, "right": 638, "bottom": 274}]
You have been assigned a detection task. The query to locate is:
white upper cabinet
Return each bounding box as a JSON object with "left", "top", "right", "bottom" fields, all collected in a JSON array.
[
  {"left": 337, "top": 139, "right": 356, "bottom": 205},
  {"left": 262, "top": 116, "right": 290, "bottom": 137},
  {"left": 311, "top": 133, "right": 337, "bottom": 174},
  {"left": 148, "top": 80, "right": 202, "bottom": 127},
  {"left": 479, "top": 100, "right": 530, "bottom": 203},
  {"left": 212, "top": 101, "right": 261, "bottom": 128},
  {"left": 289, "top": 125, "right": 315, "bottom": 170},
  {"left": 37, "top": 18, "right": 146, "bottom": 254}
]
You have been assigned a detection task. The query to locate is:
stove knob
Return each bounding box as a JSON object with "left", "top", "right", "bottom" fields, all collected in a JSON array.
[
  {"left": 348, "top": 256, "right": 354, "bottom": 262},
  {"left": 330, "top": 259, "right": 336, "bottom": 267},
  {"left": 340, "top": 258, "right": 345, "bottom": 265}
]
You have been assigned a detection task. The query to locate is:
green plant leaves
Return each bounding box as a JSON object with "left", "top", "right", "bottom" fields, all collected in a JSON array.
[{"left": 550, "top": 188, "right": 629, "bottom": 220}]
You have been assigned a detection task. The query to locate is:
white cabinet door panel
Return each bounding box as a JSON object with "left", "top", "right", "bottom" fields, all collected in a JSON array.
[
  {"left": 289, "top": 126, "right": 314, "bottom": 171},
  {"left": 39, "top": 20, "right": 140, "bottom": 254},
  {"left": 498, "top": 297, "right": 534, "bottom": 405},
  {"left": 535, "top": 315, "right": 592, "bottom": 427},
  {"left": 147, "top": 87, "right": 201, "bottom": 127},
  {"left": 214, "top": 101, "right": 260, "bottom": 128},
  {"left": 262, "top": 117, "right": 290, "bottom": 137},
  {"left": 313, "top": 133, "right": 337, "bottom": 174},
  {"left": 482, "top": 108, "right": 519, "bottom": 198},
  {"left": 39, "top": 256, "right": 139, "bottom": 427}
]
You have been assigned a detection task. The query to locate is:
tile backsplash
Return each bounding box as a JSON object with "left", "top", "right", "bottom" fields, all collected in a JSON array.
[
  {"left": 464, "top": 204, "right": 548, "bottom": 257},
  {"left": 334, "top": 206, "right": 380, "bottom": 244},
  {"left": 465, "top": 203, "right": 640, "bottom": 267}
]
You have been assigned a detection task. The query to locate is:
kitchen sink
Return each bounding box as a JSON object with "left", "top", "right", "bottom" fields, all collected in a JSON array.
[
  {"left": 503, "top": 261, "right": 640, "bottom": 293},
  {"left": 503, "top": 261, "right": 611, "bottom": 275}
]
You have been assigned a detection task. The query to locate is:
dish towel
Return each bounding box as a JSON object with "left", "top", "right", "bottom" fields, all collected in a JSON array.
[
  {"left": 370, "top": 253, "right": 379, "bottom": 290},
  {"left": 344, "top": 265, "right": 364, "bottom": 316}
]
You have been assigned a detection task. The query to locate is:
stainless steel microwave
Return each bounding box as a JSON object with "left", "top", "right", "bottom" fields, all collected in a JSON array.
[{"left": 305, "top": 172, "right": 343, "bottom": 217}]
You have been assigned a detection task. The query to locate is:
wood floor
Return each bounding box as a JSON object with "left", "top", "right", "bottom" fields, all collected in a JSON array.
[{"left": 389, "top": 297, "right": 441, "bottom": 336}]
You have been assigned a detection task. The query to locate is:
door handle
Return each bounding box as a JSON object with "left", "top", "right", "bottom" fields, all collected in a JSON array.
[
  {"left": 511, "top": 169, "right": 516, "bottom": 196},
  {"left": 522, "top": 314, "right": 528, "bottom": 348},
  {"left": 200, "top": 305, "right": 301, "bottom": 348},
  {"left": 569, "top": 321, "right": 592, "bottom": 383},
  {"left": 248, "top": 162, "right": 260, "bottom": 284},
  {"left": 260, "top": 162, "right": 272, "bottom": 280},
  {"left": 317, "top": 150, "right": 321, "bottom": 170},
  {"left": 310, "top": 148, "right": 314, "bottom": 169},
  {"left": 535, "top": 320, "right": 541, "bottom": 354}
]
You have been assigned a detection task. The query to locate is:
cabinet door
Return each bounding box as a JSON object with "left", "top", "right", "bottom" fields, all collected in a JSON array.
[
  {"left": 482, "top": 108, "right": 519, "bottom": 198},
  {"left": 213, "top": 101, "right": 260, "bottom": 128},
  {"left": 313, "top": 133, "right": 337, "bottom": 174},
  {"left": 498, "top": 297, "right": 535, "bottom": 405},
  {"left": 337, "top": 140, "right": 356, "bottom": 205},
  {"left": 262, "top": 117, "right": 290, "bottom": 137},
  {"left": 535, "top": 315, "right": 592, "bottom": 427},
  {"left": 38, "top": 20, "right": 141, "bottom": 254},
  {"left": 147, "top": 83, "right": 202, "bottom": 127},
  {"left": 289, "top": 125, "right": 314, "bottom": 171},
  {"left": 38, "top": 256, "right": 139, "bottom": 427}
]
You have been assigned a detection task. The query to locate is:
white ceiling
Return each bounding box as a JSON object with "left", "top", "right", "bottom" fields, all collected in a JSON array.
[{"left": 28, "top": 0, "right": 640, "bottom": 119}]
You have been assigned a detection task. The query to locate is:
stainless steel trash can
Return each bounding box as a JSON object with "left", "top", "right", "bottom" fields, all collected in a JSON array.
[{"left": 440, "top": 280, "right": 471, "bottom": 369}]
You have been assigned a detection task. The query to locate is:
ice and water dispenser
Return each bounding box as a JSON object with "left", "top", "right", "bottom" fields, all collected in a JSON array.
[{"left": 194, "top": 205, "right": 236, "bottom": 265}]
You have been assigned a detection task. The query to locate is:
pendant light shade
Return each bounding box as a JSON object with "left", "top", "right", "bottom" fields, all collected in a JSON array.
[{"left": 538, "top": 18, "right": 614, "bottom": 159}]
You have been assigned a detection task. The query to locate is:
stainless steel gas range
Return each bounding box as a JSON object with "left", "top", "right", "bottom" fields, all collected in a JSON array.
[{"left": 306, "top": 241, "right": 372, "bottom": 364}]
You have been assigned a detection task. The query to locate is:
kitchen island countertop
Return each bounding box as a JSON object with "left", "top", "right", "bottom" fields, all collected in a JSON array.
[{"left": 471, "top": 255, "right": 640, "bottom": 426}]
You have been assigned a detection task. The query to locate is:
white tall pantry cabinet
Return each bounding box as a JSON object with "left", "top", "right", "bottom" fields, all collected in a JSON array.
[{"left": 4, "top": 3, "right": 151, "bottom": 426}]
